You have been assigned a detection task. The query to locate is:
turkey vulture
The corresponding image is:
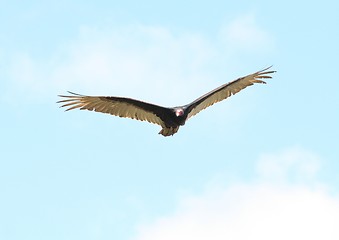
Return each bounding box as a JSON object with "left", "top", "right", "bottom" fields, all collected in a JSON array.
[{"left": 58, "top": 67, "right": 275, "bottom": 136}]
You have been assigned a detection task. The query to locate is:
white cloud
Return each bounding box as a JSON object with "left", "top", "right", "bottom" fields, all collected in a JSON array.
[
  {"left": 132, "top": 147, "right": 339, "bottom": 240},
  {"left": 256, "top": 146, "right": 321, "bottom": 183},
  {"left": 7, "top": 25, "right": 216, "bottom": 105},
  {"left": 5, "top": 15, "right": 274, "bottom": 105},
  {"left": 219, "top": 13, "right": 275, "bottom": 53}
]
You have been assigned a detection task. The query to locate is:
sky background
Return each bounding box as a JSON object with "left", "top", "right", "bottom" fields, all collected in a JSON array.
[{"left": 1, "top": 0, "right": 339, "bottom": 239}]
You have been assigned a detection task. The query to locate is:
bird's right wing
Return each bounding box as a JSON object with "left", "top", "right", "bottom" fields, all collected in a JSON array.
[
  {"left": 185, "top": 67, "right": 275, "bottom": 119},
  {"left": 57, "top": 92, "right": 171, "bottom": 127}
]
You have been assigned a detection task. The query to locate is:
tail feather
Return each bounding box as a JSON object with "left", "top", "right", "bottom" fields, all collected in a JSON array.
[{"left": 159, "top": 126, "right": 179, "bottom": 136}]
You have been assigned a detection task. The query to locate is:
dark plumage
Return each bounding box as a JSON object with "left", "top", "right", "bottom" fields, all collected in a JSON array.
[{"left": 58, "top": 67, "right": 275, "bottom": 136}]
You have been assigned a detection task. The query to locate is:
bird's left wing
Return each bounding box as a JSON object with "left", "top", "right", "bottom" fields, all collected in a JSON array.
[
  {"left": 185, "top": 67, "right": 275, "bottom": 119},
  {"left": 57, "top": 92, "right": 170, "bottom": 127}
]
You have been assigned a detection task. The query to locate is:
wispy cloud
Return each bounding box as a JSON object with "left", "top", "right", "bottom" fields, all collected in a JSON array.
[
  {"left": 219, "top": 13, "right": 275, "bottom": 53},
  {"left": 257, "top": 146, "right": 321, "bottom": 183},
  {"left": 132, "top": 147, "right": 339, "bottom": 240},
  {"left": 6, "top": 25, "right": 215, "bottom": 105},
  {"left": 51, "top": 25, "right": 215, "bottom": 98},
  {"left": 5, "top": 14, "right": 274, "bottom": 105}
]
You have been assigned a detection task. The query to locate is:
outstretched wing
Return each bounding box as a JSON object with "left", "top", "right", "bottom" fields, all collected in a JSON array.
[
  {"left": 185, "top": 67, "right": 275, "bottom": 119},
  {"left": 57, "top": 92, "right": 172, "bottom": 127}
]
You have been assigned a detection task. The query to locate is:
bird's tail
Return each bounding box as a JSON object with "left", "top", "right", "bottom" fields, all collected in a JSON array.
[{"left": 159, "top": 126, "right": 179, "bottom": 136}]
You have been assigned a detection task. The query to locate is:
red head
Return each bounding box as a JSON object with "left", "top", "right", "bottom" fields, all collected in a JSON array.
[{"left": 175, "top": 108, "right": 184, "bottom": 117}]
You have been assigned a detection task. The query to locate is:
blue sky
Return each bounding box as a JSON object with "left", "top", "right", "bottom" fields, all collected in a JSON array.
[{"left": 1, "top": 0, "right": 338, "bottom": 239}]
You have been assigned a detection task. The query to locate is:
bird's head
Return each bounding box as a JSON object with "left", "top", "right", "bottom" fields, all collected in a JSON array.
[{"left": 174, "top": 108, "right": 184, "bottom": 117}]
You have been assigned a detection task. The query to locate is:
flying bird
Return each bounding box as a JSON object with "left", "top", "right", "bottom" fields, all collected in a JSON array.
[{"left": 58, "top": 67, "right": 275, "bottom": 136}]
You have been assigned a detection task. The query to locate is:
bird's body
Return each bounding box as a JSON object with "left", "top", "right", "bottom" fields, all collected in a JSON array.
[{"left": 58, "top": 67, "right": 275, "bottom": 136}]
